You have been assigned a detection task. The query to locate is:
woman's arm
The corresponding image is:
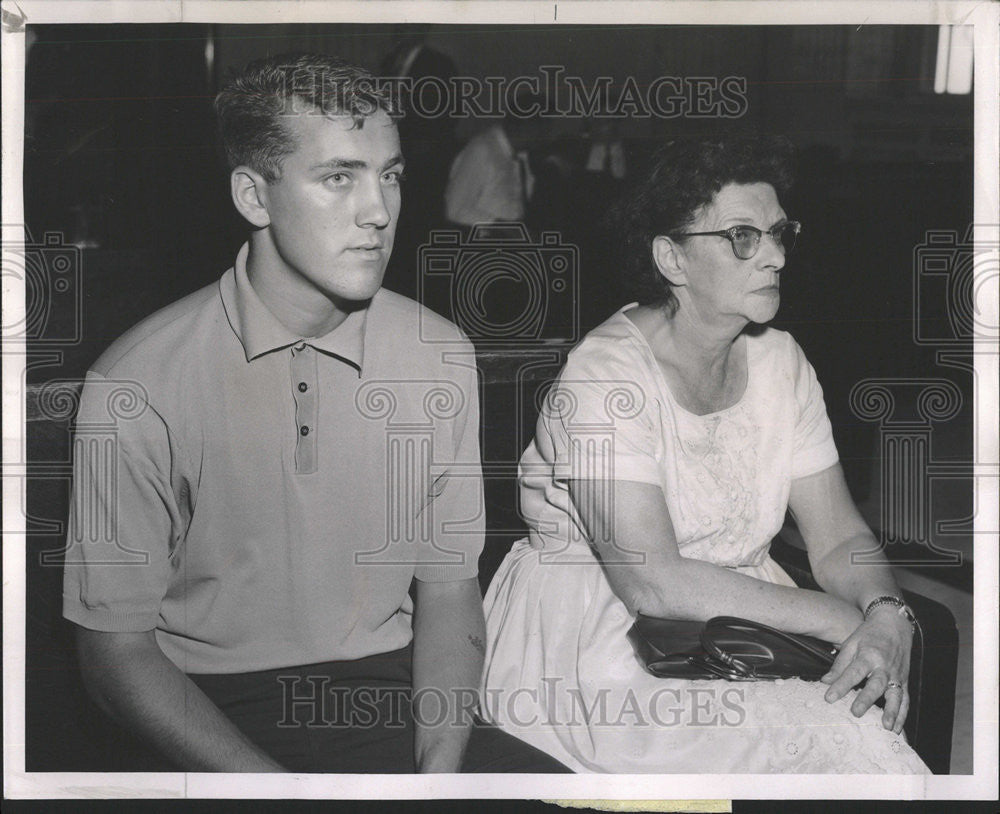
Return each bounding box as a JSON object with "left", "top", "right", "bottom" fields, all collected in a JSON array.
[
  {"left": 788, "top": 463, "right": 915, "bottom": 732},
  {"left": 568, "top": 478, "right": 863, "bottom": 644}
]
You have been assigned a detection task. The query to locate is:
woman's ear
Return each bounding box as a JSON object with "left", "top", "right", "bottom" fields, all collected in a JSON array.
[
  {"left": 651, "top": 235, "right": 687, "bottom": 288},
  {"left": 230, "top": 167, "right": 271, "bottom": 229}
]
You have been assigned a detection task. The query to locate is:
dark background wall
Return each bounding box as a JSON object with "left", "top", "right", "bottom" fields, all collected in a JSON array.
[
  {"left": 22, "top": 23, "right": 973, "bottom": 771},
  {"left": 23, "top": 23, "right": 973, "bottom": 377}
]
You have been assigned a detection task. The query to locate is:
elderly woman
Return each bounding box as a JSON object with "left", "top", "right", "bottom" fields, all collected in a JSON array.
[{"left": 479, "top": 135, "right": 930, "bottom": 773}]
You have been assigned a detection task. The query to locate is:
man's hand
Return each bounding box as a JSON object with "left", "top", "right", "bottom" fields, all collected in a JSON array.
[
  {"left": 411, "top": 577, "right": 486, "bottom": 773},
  {"left": 819, "top": 608, "right": 914, "bottom": 733}
]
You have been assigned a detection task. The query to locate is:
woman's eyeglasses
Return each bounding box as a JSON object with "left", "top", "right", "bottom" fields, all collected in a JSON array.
[{"left": 671, "top": 221, "right": 801, "bottom": 260}]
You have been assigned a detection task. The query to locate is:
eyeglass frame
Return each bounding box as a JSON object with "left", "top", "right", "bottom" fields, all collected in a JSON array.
[{"left": 669, "top": 221, "right": 802, "bottom": 260}]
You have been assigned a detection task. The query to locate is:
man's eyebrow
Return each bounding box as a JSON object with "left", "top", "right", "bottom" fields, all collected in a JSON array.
[
  {"left": 382, "top": 154, "right": 405, "bottom": 172},
  {"left": 310, "top": 155, "right": 405, "bottom": 173}
]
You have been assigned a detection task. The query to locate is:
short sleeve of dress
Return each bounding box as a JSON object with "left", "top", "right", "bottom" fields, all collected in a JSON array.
[
  {"left": 543, "top": 337, "right": 663, "bottom": 487},
  {"left": 789, "top": 337, "right": 840, "bottom": 479}
]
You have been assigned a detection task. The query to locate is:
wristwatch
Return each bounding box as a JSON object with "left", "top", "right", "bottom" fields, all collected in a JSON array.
[{"left": 863, "top": 595, "right": 918, "bottom": 630}]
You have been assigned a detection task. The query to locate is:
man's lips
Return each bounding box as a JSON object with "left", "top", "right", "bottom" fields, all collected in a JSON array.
[{"left": 346, "top": 245, "right": 386, "bottom": 257}]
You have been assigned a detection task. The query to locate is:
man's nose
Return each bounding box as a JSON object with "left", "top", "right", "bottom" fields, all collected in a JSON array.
[{"left": 356, "top": 177, "right": 392, "bottom": 229}]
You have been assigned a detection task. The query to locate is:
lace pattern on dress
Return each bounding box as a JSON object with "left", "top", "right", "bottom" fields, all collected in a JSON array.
[{"left": 675, "top": 402, "right": 767, "bottom": 567}]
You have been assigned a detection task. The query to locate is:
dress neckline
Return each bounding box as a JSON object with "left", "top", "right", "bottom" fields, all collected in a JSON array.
[{"left": 617, "top": 304, "right": 752, "bottom": 419}]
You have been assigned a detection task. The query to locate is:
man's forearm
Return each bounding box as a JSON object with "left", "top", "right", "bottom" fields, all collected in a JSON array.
[
  {"left": 411, "top": 577, "right": 486, "bottom": 773},
  {"left": 76, "top": 627, "right": 284, "bottom": 772}
]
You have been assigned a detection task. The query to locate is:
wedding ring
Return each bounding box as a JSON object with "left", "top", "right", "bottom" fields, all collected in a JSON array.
[{"left": 885, "top": 680, "right": 904, "bottom": 694}]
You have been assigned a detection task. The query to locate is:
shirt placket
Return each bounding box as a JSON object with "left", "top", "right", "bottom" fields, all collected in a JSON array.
[{"left": 290, "top": 342, "right": 318, "bottom": 474}]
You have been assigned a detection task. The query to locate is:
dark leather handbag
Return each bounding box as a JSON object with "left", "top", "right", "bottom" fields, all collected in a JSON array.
[{"left": 628, "top": 613, "right": 839, "bottom": 681}]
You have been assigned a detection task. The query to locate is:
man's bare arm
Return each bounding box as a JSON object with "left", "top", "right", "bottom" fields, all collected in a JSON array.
[
  {"left": 76, "top": 627, "right": 285, "bottom": 772},
  {"left": 411, "top": 577, "right": 485, "bottom": 773}
]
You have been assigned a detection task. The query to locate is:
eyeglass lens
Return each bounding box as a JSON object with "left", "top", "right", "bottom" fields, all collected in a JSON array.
[{"left": 734, "top": 224, "right": 798, "bottom": 258}]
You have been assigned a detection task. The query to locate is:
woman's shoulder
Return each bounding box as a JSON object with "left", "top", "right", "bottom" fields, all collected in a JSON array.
[
  {"left": 746, "top": 325, "right": 810, "bottom": 367},
  {"left": 565, "top": 307, "right": 649, "bottom": 371},
  {"left": 745, "top": 327, "right": 823, "bottom": 406}
]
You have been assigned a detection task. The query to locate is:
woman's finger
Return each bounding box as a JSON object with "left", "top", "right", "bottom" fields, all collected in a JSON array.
[
  {"left": 824, "top": 657, "right": 872, "bottom": 703},
  {"left": 850, "top": 669, "right": 889, "bottom": 718},
  {"left": 820, "top": 640, "right": 857, "bottom": 685},
  {"left": 892, "top": 690, "right": 910, "bottom": 735},
  {"left": 881, "top": 680, "right": 905, "bottom": 729}
]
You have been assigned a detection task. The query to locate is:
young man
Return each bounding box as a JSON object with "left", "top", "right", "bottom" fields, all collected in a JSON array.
[{"left": 62, "top": 53, "right": 567, "bottom": 774}]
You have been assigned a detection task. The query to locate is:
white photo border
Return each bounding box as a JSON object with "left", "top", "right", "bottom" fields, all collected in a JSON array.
[{"left": 2, "top": 0, "right": 997, "bottom": 802}]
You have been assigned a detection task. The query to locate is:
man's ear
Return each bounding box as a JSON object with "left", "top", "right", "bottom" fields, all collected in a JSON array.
[
  {"left": 230, "top": 167, "right": 271, "bottom": 229},
  {"left": 651, "top": 235, "right": 687, "bottom": 288}
]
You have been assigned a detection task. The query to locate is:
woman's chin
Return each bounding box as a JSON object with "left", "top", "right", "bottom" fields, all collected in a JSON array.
[{"left": 745, "top": 297, "right": 780, "bottom": 324}]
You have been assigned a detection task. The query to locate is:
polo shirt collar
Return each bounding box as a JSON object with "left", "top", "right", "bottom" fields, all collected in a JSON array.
[{"left": 221, "top": 243, "right": 367, "bottom": 372}]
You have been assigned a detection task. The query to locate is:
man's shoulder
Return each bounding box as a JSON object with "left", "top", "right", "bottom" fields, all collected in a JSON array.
[
  {"left": 370, "top": 288, "right": 474, "bottom": 357},
  {"left": 90, "top": 277, "right": 224, "bottom": 379}
]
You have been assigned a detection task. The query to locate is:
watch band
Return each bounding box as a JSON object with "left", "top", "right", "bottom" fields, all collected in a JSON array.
[{"left": 864, "top": 595, "right": 917, "bottom": 629}]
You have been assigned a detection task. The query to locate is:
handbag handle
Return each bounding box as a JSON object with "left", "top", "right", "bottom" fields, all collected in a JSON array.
[{"left": 700, "top": 616, "right": 839, "bottom": 680}]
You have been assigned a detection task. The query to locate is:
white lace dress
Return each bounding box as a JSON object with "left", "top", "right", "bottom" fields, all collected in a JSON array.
[{"left": 480, "top": 307, "right": 930, "bottom": 774}]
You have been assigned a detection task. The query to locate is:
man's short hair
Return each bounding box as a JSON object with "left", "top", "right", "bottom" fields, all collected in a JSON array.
[{"left": 215, "top": 53, "right": 399, "bottom": 182}]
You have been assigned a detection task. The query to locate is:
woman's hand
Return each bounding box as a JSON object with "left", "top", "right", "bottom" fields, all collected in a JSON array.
[
  {"left": 818, "top": 600, "right": 864, "bottom": 646},
  {"left": 787, "top": 465, "right": 917, "bottom": 733},
  {"left": 819, "top": 607, "right": 915, "bottom": 733}
]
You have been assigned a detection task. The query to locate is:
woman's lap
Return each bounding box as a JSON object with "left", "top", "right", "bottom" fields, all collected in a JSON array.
[{"left": 482, "top": 543, "right": 930, "bottom": 774}]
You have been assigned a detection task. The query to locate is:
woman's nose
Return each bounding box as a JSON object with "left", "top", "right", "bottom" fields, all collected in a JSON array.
[{"left": 758, "top": 230, "right": 787, "bottom": 270}]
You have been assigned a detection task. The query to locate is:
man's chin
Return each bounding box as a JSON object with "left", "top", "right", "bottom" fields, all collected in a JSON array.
[
  {"left": 326, "top": 277, "right": 386, "bottom": 311},
  {"left": 334, "top": 293, "right": 377, "bottom": 313}
]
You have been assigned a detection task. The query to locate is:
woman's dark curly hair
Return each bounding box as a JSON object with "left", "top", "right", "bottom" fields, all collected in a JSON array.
[{"left": 611, "top": 133, "right": 795, "bottom": 312}]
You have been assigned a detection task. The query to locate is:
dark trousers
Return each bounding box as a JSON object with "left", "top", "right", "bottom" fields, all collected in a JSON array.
[{"left": 189, "top": 645, "right": 570, "bottom": 773}]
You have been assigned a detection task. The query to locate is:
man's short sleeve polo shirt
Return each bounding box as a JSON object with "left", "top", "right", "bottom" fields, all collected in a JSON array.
[{"left": 63, "top": 244, "right": 484, "bottom": 674}]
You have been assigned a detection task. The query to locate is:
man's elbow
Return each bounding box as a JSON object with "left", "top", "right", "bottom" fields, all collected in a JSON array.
[{"left": 74, "top": 626, "right": 156, "bottom": 719}]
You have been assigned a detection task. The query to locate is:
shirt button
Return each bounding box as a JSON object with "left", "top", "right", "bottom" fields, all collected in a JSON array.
[
  {"left": 300, "top": 425, "right": 310, "bottom": 436},
  {"left": 298, "top": 382, "right": 308, "bottom": 393}
]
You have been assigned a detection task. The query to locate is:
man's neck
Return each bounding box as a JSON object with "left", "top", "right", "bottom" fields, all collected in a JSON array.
[{"left": 245, "top": 237, "right": 354, "bottom": 339}]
